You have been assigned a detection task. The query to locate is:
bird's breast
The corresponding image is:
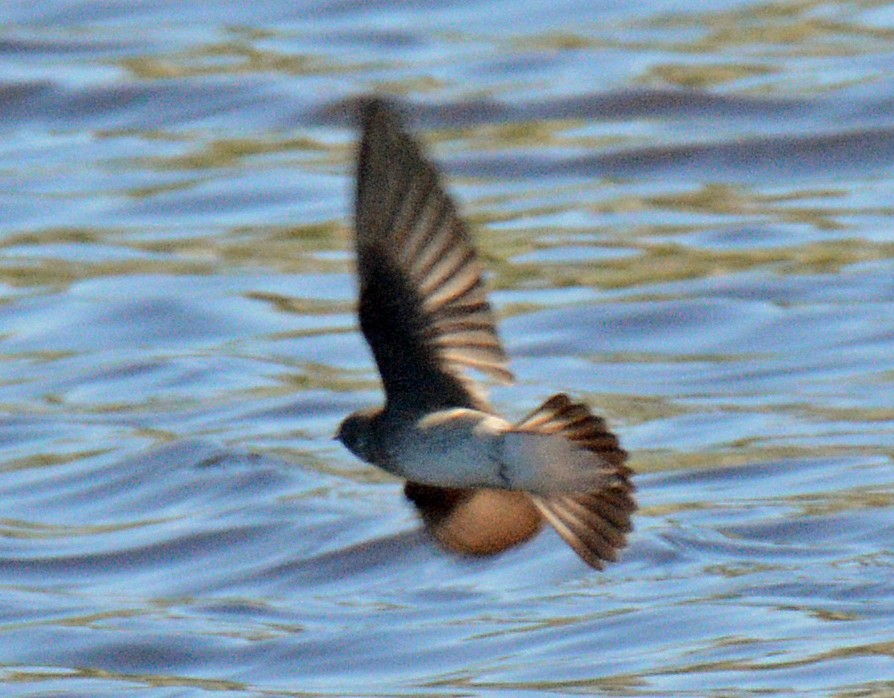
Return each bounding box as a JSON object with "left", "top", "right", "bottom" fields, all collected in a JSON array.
[{"left": 377, "top": 408, "right": 511, "bottom": 489}]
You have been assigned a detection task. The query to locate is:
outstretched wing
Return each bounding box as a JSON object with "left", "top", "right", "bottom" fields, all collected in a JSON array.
[
  {"left": 406, "top": 394, "right": 634, "bottom": 569},
  {"left": 520, "top": 394, "right": 636, "bottom": 569},
  {"left": 354, "top": 98, "right": 512, "bottom": 411}
]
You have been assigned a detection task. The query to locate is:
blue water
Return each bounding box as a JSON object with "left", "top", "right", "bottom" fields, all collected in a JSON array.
[{"left": 2, "top": 1, "right": 894, "bottom": 695}]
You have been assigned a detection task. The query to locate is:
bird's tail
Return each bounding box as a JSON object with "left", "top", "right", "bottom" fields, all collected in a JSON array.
[{"left": 516, "top": 394, "right": 636, "bottom": 569}]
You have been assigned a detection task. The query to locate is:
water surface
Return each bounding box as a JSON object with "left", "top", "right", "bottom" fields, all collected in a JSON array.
[{"left": 2, "top": 1, "right": 894, "bottom": 696}]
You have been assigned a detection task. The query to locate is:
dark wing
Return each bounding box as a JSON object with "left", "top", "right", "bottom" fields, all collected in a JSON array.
[{"left": 354, "top": 98, "right": 512, "bottom": 411}]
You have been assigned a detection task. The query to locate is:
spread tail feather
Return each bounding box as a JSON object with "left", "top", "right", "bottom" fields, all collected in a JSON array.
[{"left": 519, "top": 394, "right": 636, "bottom": 569}]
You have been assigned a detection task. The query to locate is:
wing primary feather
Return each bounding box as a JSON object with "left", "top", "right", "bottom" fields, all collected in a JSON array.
[
  {"left": 399, "top": 179, "right": 446, "bottom": 266},
  {"left": 410, "top": 218, "right": 456, "bottom": 281},
  {"left": 556, "top": 496, "right": 628, "bottom": 548},
  {"left": 418, "top": 245, "right": 476, "bottom": 298},
  {"left": 422, "top": 262, "right": 482, "bottom": 312},
  {"left": 354, "top": 98, "right": 513, "bottom": 407},
  {"left": 392, "top": 174, "right": 436, "bottom": 254},
  {"left": 533, "top": 500, "right": 607, "bottom": 570},
  {"left": 512, "top": 394, "right": 635, "bottom": 567}
]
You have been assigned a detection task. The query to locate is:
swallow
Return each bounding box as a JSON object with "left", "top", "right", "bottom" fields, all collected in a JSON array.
[{"left": 336, "top": 98, "right": 636, "bottom": 569}]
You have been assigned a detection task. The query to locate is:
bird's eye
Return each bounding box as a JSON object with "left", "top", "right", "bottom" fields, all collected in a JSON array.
[{"left": 352, "top": 428, "right": 367, "bottom": 454}]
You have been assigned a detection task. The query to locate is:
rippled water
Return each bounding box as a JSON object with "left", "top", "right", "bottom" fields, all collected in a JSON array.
[{"left": 3, "top": 1, "right": 894, "bottom": 696}]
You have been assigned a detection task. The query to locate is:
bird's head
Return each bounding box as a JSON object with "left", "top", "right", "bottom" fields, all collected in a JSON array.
[{"left": 334, "top": 409, "right": 379, "bottom": 463}]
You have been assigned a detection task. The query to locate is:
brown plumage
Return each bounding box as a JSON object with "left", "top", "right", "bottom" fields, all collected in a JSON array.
[
  {"left": 354, "top": 98, "right": 511, "bottom": 411},
  {"left": 336, "top": 98, "right": 636, "bottom": 569}
]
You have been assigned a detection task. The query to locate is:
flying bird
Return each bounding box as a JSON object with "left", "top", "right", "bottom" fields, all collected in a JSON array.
[{"left": 336, "top": 98, "right": 636, "bottom": 568}]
